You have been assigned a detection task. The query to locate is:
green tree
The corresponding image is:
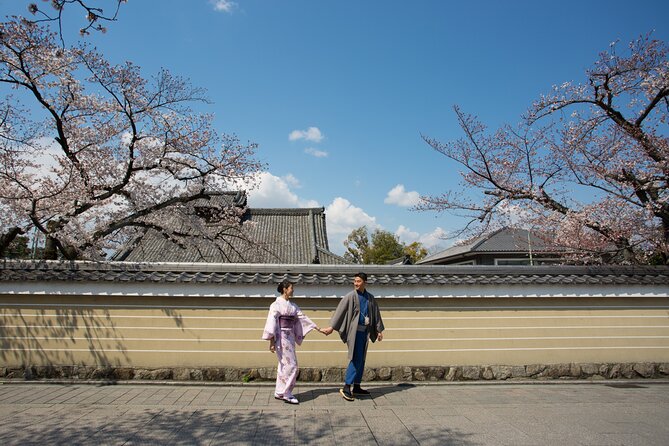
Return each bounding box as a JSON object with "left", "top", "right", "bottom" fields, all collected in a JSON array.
[
  {"left": 343, "top": 226, "right": 370, "bottom": 264},
  {"left": 367, "top": 230, "right": 404, "bottom": 264},
  {"left": 404, "top": 241, "right": 428, "bottom": 264},
  {"left": 344, "top": 226, "right": 428, "bottom": 264}
]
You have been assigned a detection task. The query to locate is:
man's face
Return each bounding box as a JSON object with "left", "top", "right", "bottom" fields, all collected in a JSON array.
[{"left": 354, "top": 277, "right": 365, "bottom": 292}]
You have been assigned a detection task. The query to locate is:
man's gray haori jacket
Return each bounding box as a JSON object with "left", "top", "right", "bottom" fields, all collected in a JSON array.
[{"left": 329, "top": 290, "right": 385, "bottom": 361}]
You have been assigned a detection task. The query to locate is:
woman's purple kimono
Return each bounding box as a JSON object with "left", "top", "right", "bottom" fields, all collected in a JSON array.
[{"left": 262, "top": 297, "right": 317, "bottom": 398}]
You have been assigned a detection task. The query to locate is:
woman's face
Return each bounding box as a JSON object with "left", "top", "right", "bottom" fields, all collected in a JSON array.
[{"left": 284, "top": 284, "right": 294, "bottom": 298}]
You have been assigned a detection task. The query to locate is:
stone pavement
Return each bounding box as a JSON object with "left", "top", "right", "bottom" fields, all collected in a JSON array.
[{"left": 0, "top": 380, "right": 668, "bottom": 445}]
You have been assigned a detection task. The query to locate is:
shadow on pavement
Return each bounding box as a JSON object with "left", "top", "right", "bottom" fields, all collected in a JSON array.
[
  {"left": 1, "top": 407, "right": 339, "bottom": 445},
  {"left": 370, "top": 382, "right": 417, "bottom": 396},
  {"left": 294, "top": 386, "right": 338, "bottom": 403},
  {"left": 295, "top": 382, "right": 416, "bottom": 403}
]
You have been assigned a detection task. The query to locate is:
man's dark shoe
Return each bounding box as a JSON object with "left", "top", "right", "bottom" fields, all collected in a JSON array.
[
  {"left": 339, "top": 387, "right": 355, "bottom": 401},
  {"left": 352, "top": 385, "right": 370, "bottom": 396}
]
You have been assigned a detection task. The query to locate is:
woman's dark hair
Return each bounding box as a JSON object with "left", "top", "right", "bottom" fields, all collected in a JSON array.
[{"left": 277, "top": 279, "right": 292, "bottom": 294}]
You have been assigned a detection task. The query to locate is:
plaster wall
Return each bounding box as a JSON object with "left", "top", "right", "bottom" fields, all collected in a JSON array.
[{"left": 1, "top": 292, "right": 667, "bottom": 369}]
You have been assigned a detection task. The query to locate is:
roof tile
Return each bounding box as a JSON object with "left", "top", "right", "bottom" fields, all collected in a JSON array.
[{"left": 3, "top": 261, "right": 667, "bottom": 289}]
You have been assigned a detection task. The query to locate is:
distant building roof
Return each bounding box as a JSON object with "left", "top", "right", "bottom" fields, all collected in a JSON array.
[
  {"left": 114, "top": 192, "right": 348, "bottom": 265},
  {"left": 385, "top": 255, "right": 413, "bottom": 265},
  {"left": 418, "top": 228, "right": 565, "bottom": 265}
]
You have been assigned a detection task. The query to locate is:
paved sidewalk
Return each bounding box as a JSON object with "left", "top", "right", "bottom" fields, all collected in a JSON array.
[{"left": 0, "top": 380, "right": 668, "bottom": 445}]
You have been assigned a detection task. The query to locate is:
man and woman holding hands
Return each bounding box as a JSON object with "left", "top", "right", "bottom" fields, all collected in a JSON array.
[{"left": 261, "top": 272, "right": 384, "bottom": 404}]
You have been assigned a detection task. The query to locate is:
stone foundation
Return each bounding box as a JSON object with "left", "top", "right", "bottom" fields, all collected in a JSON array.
[{"left": 2, "top": 362, "right": 669, "bottom": 383}]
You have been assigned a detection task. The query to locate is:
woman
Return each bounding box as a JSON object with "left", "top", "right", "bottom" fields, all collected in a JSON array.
[{"left": 262, "top": 279, "right": 323, "bottom": 404}]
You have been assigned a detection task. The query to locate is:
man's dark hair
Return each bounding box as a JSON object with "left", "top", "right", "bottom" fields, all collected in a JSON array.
[{"left": 355, "top": 272, "right": 367, "bottom": 282}]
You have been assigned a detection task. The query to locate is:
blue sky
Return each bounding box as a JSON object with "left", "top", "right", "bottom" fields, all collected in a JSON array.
[{"left": 1, "top": 0, "right": 667, "bottom": 255}]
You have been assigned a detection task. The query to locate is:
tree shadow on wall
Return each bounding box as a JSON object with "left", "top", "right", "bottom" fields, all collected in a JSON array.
[{"left": 0, "top": 307, "right": 130, "bottom": 374}]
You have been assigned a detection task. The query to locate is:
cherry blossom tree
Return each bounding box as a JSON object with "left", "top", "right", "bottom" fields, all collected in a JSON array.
[
  {"left": 417, "top": 35, "right": 668, "bottom": 264},
  {"left": 26, "top": 0, "right": 126, "bottom": 44},
  {"left": 0, "top": 18, "right": 262, "bottom": 260}
]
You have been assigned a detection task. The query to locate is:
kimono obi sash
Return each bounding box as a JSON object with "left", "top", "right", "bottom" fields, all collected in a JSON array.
[{"left": 279, "top": 315, "right": 297, "bottom": 329}]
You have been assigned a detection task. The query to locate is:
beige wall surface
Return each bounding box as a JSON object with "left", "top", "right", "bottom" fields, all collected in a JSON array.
[{"left": 1, "top": 293, "right": 668, "bottom": 369}]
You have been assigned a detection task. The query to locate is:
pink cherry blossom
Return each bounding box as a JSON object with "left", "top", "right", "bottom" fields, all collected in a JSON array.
[
  {"left": 0, "top": 18, "right": 263, "bottom": 260},
  {"left": 417, "top": 34, "right": 668, "bottom": 265}
]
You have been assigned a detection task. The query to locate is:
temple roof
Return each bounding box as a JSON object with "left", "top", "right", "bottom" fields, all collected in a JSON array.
[
  {"left": 114, "top": 192, "right": 348, "bottom": 265},
  {"left": 418, "top": 228, "right": 566, "bottom": 265}
]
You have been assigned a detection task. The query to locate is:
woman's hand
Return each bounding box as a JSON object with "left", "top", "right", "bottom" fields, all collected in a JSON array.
[{"left": 269, "top": 339, "right": 276, "bottom": 353}]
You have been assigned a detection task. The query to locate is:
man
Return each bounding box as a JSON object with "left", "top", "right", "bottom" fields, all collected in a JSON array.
[{"left": 322, "top": 272, "right": 384, "bottom": 401}]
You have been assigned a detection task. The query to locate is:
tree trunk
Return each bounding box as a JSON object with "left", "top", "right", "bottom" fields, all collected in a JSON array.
[
  {"left": 43, "top": 236, "right": 58, "bottom": 260},
  {"left": 0, "top": 227, "right": 23, "bottom": 257}
]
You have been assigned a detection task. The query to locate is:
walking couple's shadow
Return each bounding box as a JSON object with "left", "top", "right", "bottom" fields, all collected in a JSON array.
[{"left": 296, "top": 383, "right": 416, "bottom": 404}]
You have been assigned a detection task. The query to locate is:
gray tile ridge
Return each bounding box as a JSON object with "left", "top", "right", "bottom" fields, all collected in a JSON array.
[
  {"left": 2, "top": 259, "right": 668, "bottom": 276},
  {"left": 2, "top": 264, "right": 667, "bottom": 287},
  {"left": 247, "top": 207, "right": 325, "bottom": 214}
]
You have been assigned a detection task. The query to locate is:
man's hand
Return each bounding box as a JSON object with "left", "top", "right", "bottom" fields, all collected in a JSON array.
[
  {"left": 377, "top": 331, "right": 384, "bottom": 342},
  {"left": 321, "top": 327, "right": 334, "bottom": 336}
]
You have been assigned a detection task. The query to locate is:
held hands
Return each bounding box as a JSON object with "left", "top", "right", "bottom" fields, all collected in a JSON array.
[
  {"left": 315, "top": 326, "right": 377, "bottom": 338},
  {"left": 319, "top": 326, "right": 334, "bottom": 336}
]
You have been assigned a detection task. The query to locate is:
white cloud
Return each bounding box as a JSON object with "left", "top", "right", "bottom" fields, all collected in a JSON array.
[
  {"left": 419, "top": 227, "right": 449, "bottom": 251},
  {"left": 282, "top": 174, "right": 301, "bottom": 188},
  {"left": 497, "top": 202, "right": 536, "bottom": 228},
  {"left": 325, "top": 197, "right": 380, "bottom": 254},
  {"left": 210, "top": 0, "right": 237, "bottom": 13},
  {"left": 325, "top": 197, "right": 378, "bottom": 236},
  {"left": 395, "top": 224, "right": 449, "bottom": 252},
  {"left": 246, "top": 172, "right": 318, "bottom": 208},
  {"left": 304, "top": 147, "right": 328, "bottom": 158},
  {"left": 289, "top": 127, "right": 324, "bottom": 143},
  {"left": 395, "top": 225, "right": 420, "bottom": 244},
  {"left": 384, "top": 184, "right": 421, "bottom": 207}
]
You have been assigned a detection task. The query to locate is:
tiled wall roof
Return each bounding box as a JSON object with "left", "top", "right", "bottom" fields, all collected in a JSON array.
[{"left": 2, "top": 261, "right": 667, "bottom": 287}]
